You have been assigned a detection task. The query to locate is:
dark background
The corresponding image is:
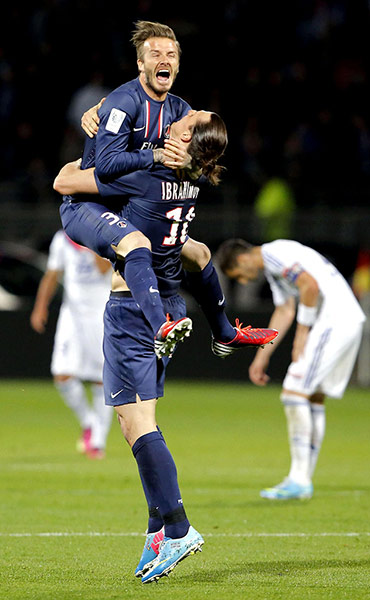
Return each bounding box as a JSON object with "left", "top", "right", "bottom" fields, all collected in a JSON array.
[{"left": 1, "top": 1, "right": 369, "bottom": 379}]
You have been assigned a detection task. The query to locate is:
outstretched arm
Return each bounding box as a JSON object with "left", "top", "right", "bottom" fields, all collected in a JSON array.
[{"left": 53, "top": 160, "right": 98, "bottom": 195}]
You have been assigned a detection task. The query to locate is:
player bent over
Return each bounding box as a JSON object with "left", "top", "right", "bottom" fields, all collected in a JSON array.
[{"left": 218, "top": 238, "right": 365, "bottom": 500}]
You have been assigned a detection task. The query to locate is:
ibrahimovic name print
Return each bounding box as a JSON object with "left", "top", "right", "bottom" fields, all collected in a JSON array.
[{"left": 161, "top": 180, "right": 200, "bottom": 200}]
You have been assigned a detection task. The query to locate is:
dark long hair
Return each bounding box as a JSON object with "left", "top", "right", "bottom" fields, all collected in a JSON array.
[{"left": 188, "top": 113, "right": 228, "bottom": 185}]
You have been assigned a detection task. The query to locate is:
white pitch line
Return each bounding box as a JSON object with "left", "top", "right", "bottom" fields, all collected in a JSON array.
[{"left": 0, "top": 532, "right": 369, "bottom": 538}]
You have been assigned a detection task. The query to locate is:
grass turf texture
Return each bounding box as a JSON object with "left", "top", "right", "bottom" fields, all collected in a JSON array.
[{"left": 0, "top": 379, "right": 369, "bottom": 599}]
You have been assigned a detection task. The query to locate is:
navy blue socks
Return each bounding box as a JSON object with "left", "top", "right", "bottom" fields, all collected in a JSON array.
[
  {"left": 123, "top": 248, "right": 166, "bottom": 334},
  {"left": 183, "top": 260, "right": 235, "bottom": 341},
  {"left": 132, "top": 431, "right": 190, "bottom": 539}
]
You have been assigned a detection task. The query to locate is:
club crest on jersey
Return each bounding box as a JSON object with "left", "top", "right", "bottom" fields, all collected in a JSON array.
[{"left": 164, "top": 124, "right": 171, "bottom": 139}]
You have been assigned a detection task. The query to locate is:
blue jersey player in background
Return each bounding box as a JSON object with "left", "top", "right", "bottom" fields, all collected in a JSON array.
[{"left": 54, "top": 108, "right": 278, "bottom": 584}]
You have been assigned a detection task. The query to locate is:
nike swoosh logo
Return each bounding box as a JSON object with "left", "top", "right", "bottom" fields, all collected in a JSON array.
[
  {"left": 218, "top": 295, "right": 225, "bottom": 306},
  {"left": 110, "top": 389, "right": 124, "bottom": 399},
  {"left": 149, "top": 286, "right": 159, "bottom": 294},
  {"left": 133, "top": 126, "right": 145, "bottom": 131}
]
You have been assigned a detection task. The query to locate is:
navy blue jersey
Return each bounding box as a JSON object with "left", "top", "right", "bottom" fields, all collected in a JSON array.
[
  {"left": 81, "top": 77, "right": 191, "bottom": 180},
  {"left": 95, "top": 164, "right": 201, "bottom": 294}
]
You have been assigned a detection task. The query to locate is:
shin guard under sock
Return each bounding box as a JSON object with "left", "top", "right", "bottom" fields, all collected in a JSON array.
[{"left": 123, "top": 248, "right": 166, "bottom": 334}]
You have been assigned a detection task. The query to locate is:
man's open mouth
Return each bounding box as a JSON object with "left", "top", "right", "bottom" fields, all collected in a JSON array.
[{"left": 156, "top": 69, "right": 170, "bottom": 83}]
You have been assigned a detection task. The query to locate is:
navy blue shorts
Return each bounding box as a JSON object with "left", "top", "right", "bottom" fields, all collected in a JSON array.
[
  {"left": 60, "top": 199, "right": 138, "bottom": 263},
  {"left": 103, "top": 291, "right": 187, "bottom": 406}
]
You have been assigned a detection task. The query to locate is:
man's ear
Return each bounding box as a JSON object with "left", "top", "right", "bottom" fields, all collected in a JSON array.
[{"left": 137, "top": 59, "right": 144, "bottom": 73}]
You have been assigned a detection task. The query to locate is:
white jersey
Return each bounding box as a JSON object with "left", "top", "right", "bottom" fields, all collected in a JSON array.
[
  {"left": 261, "top": 240, "right": 365, "bottom": 398},
  {"left": 262, "top": 240, "right": 365, "bottom": 324},
  {"left": 47, "top": 230, "right": 111, "bottom": 315},
  {"left": 49, "top": 231, "right": 112, "bottom": 381}
]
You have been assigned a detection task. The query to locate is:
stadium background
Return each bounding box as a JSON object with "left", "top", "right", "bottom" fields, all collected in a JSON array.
[{"left": 1, "top": 0, "right": 370, "bottom": 381}]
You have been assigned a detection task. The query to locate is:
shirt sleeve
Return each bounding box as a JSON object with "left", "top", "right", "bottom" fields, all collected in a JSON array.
[
  {"left": 266, "top": 272, "right": 289, "bottom": 306},
  {"left": 46, "top": 231, "right": 65, "bottom": 271},
  {"left": 95, "top": 89, "right": 154, "bottom": 180},
  {"left": 94, "top": 169, "right": 149, "bottom": 198}
]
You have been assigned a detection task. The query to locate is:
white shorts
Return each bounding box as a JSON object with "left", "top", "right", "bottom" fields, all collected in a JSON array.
[
  {"left": 283, "top": 315, "right": 364, "bottom": 399},
  {"left": 51, "top": 304, "right": 104, "bottom": 381}
]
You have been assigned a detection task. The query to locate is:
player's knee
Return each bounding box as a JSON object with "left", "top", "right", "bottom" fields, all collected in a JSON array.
[
  {"left": 309, "top": 393, "right": 325, "bottom": 404},
  {"left": 54, "top": 375, "right": 72, "bottom": 384},
  {"left": 280, "top": 390, "right": 310, "bottom": 405},
  {"left": 114, "top": 231, "right": 151, "bottom": 258},
  {"left": 181, "top": 239, "right": 211, "bottom": 272}
]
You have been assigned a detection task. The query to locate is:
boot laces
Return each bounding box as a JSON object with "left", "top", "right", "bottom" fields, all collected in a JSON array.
[{"left": 235, "top": 318, "right": 253, "bottom": 333}]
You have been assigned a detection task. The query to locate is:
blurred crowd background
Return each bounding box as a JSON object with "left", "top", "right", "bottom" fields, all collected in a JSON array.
[
  {"left": 1, "top": 0, "right": 370, "bottom": 291},
  {"left": 1, "top": 0, "right": 370, "bottom": 382}
]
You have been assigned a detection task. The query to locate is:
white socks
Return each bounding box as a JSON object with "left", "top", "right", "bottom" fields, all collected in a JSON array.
[
  {"left": 281, "top": 393, "right": 326, "bottom": 485},
  {"left": 281, "top": 393, "right": 312, "bottom": 486},
  {"left": 91, "top": 383, "right": 114, "bottom": 450},
  {"left": 55, "top": 379, "right": 113, "bottom": 450},
  {"left": 55, "top": 378, "right": 94, "bottom": 430},
  {"left": 309, "top": 403, "right": 326, "bottom": 478}
]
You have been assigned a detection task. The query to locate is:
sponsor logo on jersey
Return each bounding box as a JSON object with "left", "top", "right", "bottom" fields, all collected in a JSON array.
[{"left": 141, "top": 141, "right": 158, "bottom": 150}]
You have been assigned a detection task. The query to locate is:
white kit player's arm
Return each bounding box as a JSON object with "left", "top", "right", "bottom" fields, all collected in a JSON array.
[
  {"left": 249, "top": 298, "right": 296, "bottom": 386},
  {"left": 292, "top": 271, "right": 319, "bottom": 362},
  {"left": 30, "top": 269, "right": 61, "bottom": 334}
]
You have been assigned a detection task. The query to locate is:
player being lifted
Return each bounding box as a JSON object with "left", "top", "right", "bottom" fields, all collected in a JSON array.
[{"left": 57, "top": 20, "right": 277, "bottom": 358}]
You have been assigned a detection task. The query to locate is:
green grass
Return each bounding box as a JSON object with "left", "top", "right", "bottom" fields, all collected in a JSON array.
[{"left": 0, "top": 379, "right": 369, "bottom": 599}]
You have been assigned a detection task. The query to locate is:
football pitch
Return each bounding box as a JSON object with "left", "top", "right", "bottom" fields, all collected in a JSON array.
[{"left": 1, "top": 379, "right": 369, "bottom": 600}]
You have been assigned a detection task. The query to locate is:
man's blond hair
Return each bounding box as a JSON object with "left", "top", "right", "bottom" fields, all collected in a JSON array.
[{"left": 131, "top": 20, "right": 181, "bottom": 61}]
